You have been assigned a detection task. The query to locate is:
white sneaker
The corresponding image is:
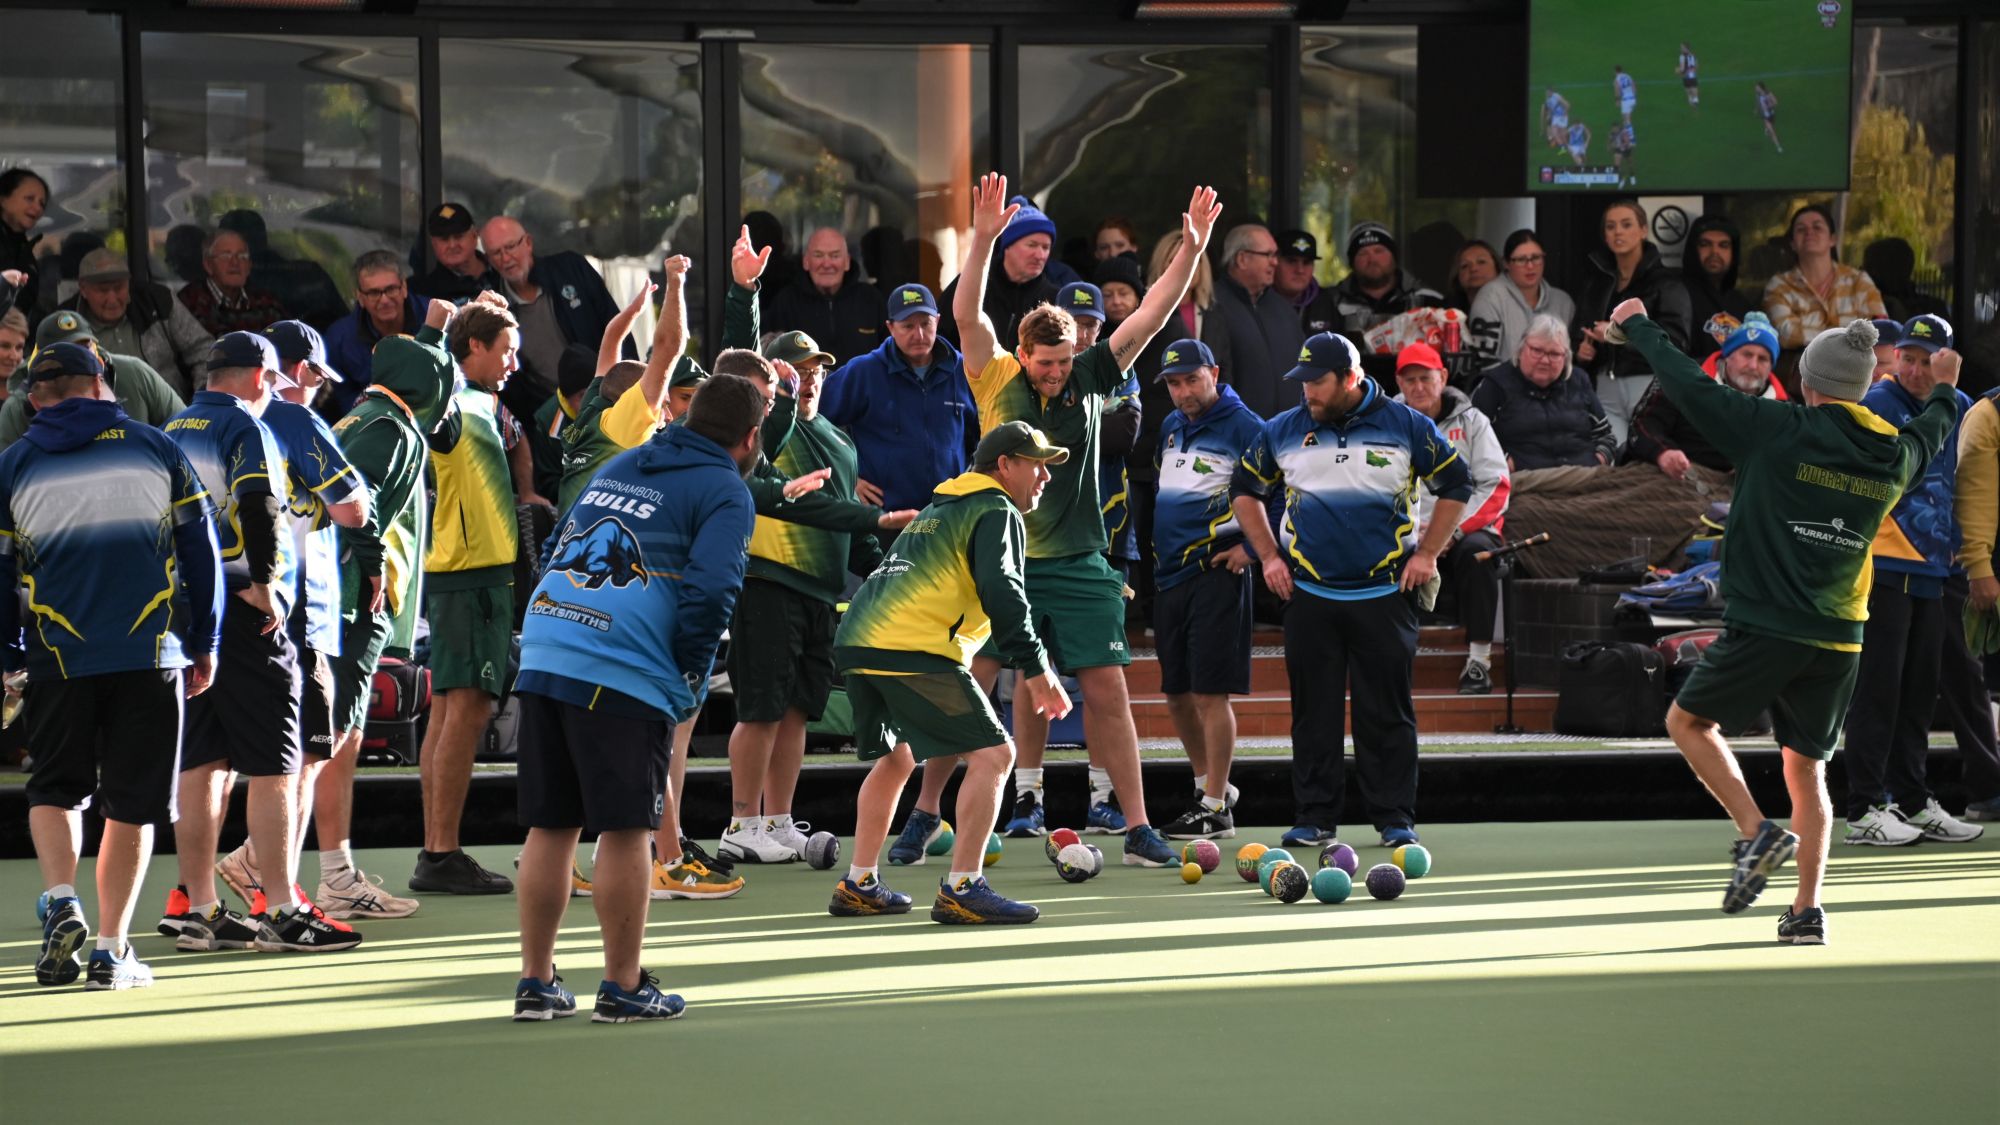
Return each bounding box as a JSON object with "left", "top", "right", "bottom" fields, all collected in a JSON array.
[
  {"left": 763, "top": 816, "right": 810, "bottom": 859},
  {"left": 1903, "top": 798, "right": 1986, "bottom": 843},
  {"left": 717, "top": 819, "right": 797, "bottom": 864},
  {"left": 315, "top": 869, "right": 421, "bottom": 920},
  {"left": 1843, "top": 805, "right": 1923, "bottom": 847}
]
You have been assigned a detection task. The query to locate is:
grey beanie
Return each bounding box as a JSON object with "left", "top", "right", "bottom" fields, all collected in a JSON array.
[{"left": 1798, "top": 319, "right": 1879, "bottom": 401}]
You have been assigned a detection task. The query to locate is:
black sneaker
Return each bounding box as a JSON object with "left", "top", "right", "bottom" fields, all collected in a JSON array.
[
  {"left": 254, "top": 908, "right": 365, "bottom": 953},
  {"left": 409, "top": 849, "right": 515, "bottom": 895},
  {"left": 1722, "top": 820, "right": 1799, "bottom": 915},
  {"left": 1458, "top": 659, "right": 1493, "bottom": 695},
  {"left": 1160, "top": 804, "right": 1236, "bottom": 840},
  {"left": 679, "top": 835, "right": 734, "bottom": 879},
  {"left": 1777, "top": 906, "right": 1827, "bottom": 945},
  {"left": 175, "top": 904, "right": 261, "bottom": 952}
]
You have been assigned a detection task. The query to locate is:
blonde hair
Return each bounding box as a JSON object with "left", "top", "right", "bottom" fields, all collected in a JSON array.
[
  {"left": 1018, "top": 303, "right": 1077, "bottom": 352},
  {"left": 0, "top": 307, "right": 26, "bottom": 341},
  {"left": 1148, "top": 231, "right": 1213, "bottom": 311}
]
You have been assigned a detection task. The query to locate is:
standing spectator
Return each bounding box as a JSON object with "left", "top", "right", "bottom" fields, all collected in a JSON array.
[
  {"left": 1271, "top": 229, "right": 1338, "bottom": 336},
  {"left": 0, "top": 306, "right": 26, "bottom": 397},
  {"left": 819, "top": 283, "right": 977, "bottom": 514},
  {"left": 480, "top": 215, "right": 623, "bottom": 419},
  {"left": 6, "top": 342, "right": 221, "bottom": 990},
  {"left": 1471, "top": 315, "right": 1616, "bottom": 471},
  {"left": 1230, "top": 331, "right": 1471, "bottom": 849},
  {"left": 1951, "top": 375, "right": 2000, "bottom": 822},
  {"left": 1682, "top": 215, "right": 1755, "bottom": 359},
  {"left": 1446, "top": 240, "right": 1500, "bottom": 313},
  {"left": 61, "top": 248, "right": 213, "bottom": 399},
  {"left": 1393, "top": 343, "right": 1509, "bottom": 693},
  {"left": 1326, "top": 221, "right": 1443, "bottom": 354},
  {"left": 324, "top": 250, "right": 429, "bottom": 417},
  {"left": 939, "top": 195, "right": 1059, "bottom": 353},
  {"left": 416, "top": 203, "right": 492, "bottom": 305},
  {"left": 1202, "top": 223, "right": 1304, "bottom": 421},
  {"left": 410, "top": 297, "right": 523, "bottom": 897},
  {"left": 176, "top": 229, "right": 288, "bottom": 337},
  {"left": 1626, "top": 314, "right": 1786, "bottom": 476},
  {"left": 1468, "top": 230, "right": 1575, "bottom": 368},
  {"left": 1842, "top": 316, "right": 1984, "bottom": 847},
  {"left": 1094, "top": 217, "right": 1140, "bottom": 261},
  {"left": 0, "top": 311, "right": 185, "bottom": 447},
  {"left": 764, "top": 227, "right": 883, "bottom": 368},
  {"left": 0, "top": 169, "right": 50, "bottom": 326},
  {"left": 215, "top": 210, "right": 347, "bottom": 329},
  {"left": 1762, "top": 204, "right": 1887, "bottom": 355},
  {"left": 1573, "top": 198, "right": 1692, "bottom": 451}
]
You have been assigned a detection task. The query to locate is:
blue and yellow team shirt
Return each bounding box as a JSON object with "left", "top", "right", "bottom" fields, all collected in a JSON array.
[
  {"left": 263, "top": 399, "right": 364, "bottom": 656},
  {"left": 969, "top": 338, "right": 1125, "bottom": 560},
  {"left": 426, "top": 382, "right": 518, "bottom": 577},
  {"left": 1153, "top": 384, "right": 1264, "bottom": 591},
  {"left": 168, "top": 390, "right": 299, "bottom": 620}
]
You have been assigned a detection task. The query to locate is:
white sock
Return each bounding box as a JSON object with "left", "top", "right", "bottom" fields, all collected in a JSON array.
[
  {"left": 1201, "top": 794, "right": 1227, "bottom": 813},
  {"left": 272, "top": 883, "right": 303, "bottom": 914},
  {"left": 191, "top": 900, "right": 221, "bottom": 919},
  {"left": 94, "top": 935, "right": 125, "bottom": 953},
  {"left": 846, "top": 864, "right": 878, "bottom": 886},
  {"left": 1468, "top": 642, "right": 1492, "bottom": 665},
  {"left": 1192, "top": 773, "right": 1207, "bottom": 794},
  {"left": 1089, "top": 766, "right": 1113, "bottom": 804},
  {"left": 766, "top": 812, "right": 791, "bottom": 832},
  {"left": 946, "top": 869, "right": 980, "bottom": 890},
  {"left": 47, "top": 882, "right": 76, "bottom": 901},
  {"left": 319, "top": 851, "right": 352, "bottom": 882},
  {"left": 1015, "top": 768, "right": 1044, "bottom": 797}
]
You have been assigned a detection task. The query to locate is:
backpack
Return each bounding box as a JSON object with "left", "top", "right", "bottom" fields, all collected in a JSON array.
[
  {"left": 1553, "top": 641, "right": 1667, "bottom": 737},
  {"left": 361, "top": 656, "right": 430, "bottom": 765},
  {"left": 1616, "top": 561, "right": 1723, "bottom": 616}
]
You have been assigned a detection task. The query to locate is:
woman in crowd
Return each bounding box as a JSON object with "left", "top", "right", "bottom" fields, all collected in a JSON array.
[
  {"left": 0, "top": 169, "right": 51, "bottom": 326},
  {"left": 1762, "top": 203, "right": 1886, "bottom": 353},
  {"left": 0, "top": 306, "right": 26, "bottom": 399},
  {"left": 1095, "top": 217, "right": 1140, "bottom": 261},
  {"left": 1573, "top": 198, "right": 1690, "bottom": 452},
  {"left": 1446, "top": 239, "right": 1499, "bottom": 313},
  {"left": 1467, "top": 229, "right": 1575, "bottom": 368},
  {"left": 1469, "top": 314, "right": 1617, "bottom": 472},
  {"left": 1147, "top": 229, "right": 1212, "bottom": 343}
]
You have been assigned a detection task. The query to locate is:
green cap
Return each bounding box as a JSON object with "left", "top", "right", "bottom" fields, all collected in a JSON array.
[
  {"left": 974, "top": 420, "right": 1069, "bottom": 465},
  {"left": 763, "top": 330, "right": 835, "bottom": 369},
  {"left": 668, "top": 355, "right": 709, "bottom": 389}
]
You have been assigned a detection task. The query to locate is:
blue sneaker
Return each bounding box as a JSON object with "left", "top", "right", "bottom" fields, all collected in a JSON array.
[
  {"left": 1085, "top": 794, "right": 1127, "bottom": 835},
  {"left": 1379, "top": 826, "right": 1420, "bottom": 848},
  {"left": 1282, "top": 824, "right": 1336, "bottom": 847},
  {"left": 513, "top": 969, "right": 577, "bottom": 1021},
  {"left": 931, "top": 876, "right": 1039, "bottom": 925},
  {"left": 35, "top": 896, "right": 88, "bottom": 987},
  {"left": 1723, "top": 819, "right": 1799, "bottom": 915},
  {"left": 84, "top": 946, "right": 153, "bottom": 991},
  {"left": 592, "top": 969, "right": 686, "bottom": 1023},
  {"left": 1122, "top": 824, "right": 1177, "bottom": 867},
  {"left": 35, "top": 890, "right": 51, "bottom": 925},
  {"left": 1003, "top": 791, "right": 1046, "bottom": 837},
  {"left": 828, "top": 874, "right": 914, "bottom": 917},
  {"left": 888, "top": 809, "right": 942, "bottom": 866}
]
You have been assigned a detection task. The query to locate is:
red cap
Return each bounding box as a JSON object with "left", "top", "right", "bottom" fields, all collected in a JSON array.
[{"left": 1395, "top": 342, "right": 1444, "bottom": 372}]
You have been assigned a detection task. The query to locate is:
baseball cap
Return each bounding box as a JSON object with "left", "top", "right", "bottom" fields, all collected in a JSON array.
[
  {"left": 1276, "top": 229, "right": 1318, "bottom": 261},
  {"left": 427, "top": 202, "right": 475, "bottom": 238},
  {"left": 973, "top": 420, "right": 1069, "bottom": 465},
  {"left": 1284, "top": 331, "right": 1362, "bottom": 383},
  {"left": 208, "top": 331, "right": 281, "bottom": 376},
  {"left": 28, "top": 341, "right": 105, "bottom": 382},
  {"left": 34, "top": 309, "right": 95, "bottom": 350},
  {"left": 1157, "top": 338, "right": 1216, "bottom": 378},
  {"left": 78, "top": 248, "right": 129, "bottom": 285},
  {"left": 1896, "top": 314, "right": 1953, "bottom": 354},
  {"left": 668, "top": 355, "right": 710, "bottom": 390},
  {"left": 764, "top": 330, "right": 836, "bottom": 369},
  {"left": 886, "top": 284, "right": 938, "bottom": 322},
  {"left": 1869, "top": 317, "right": 1903, "bottom": 344},
  {"left": 1395, "top": 342, "right": 1444, "bottom": 373},
  {"left": 263, "top": 320, "right": 341, "bottom": 383},
  {"left": 1057, "top": 282, "right": 1105, "bottom": 321}
]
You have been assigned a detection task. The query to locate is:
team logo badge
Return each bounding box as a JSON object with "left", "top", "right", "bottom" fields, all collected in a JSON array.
[
  {"left": 1302, "top": 433, "right": 1318, "bottom": 447},
  {"left": 547, "top": 516, "right": 648, "bottom": 589},
  {"left": 1365, "top": 450, "right": 1390, "bottom": 468},
  {"left": 1163, "top": 349, "right": 1179, "bottom": 364},
  {"left": 903, "top": 289, "right": 923, "bottom": 304}
]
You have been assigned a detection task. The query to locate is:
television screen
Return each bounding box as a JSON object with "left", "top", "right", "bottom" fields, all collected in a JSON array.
[{"left": 1526, "top": 0, "right": 1853, "bottom": 193}]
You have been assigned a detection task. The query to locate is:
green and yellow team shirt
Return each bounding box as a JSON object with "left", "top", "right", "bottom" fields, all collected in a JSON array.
[
  {"left": 833, "top": 473, "right": 1047, "bottom": 676},
  {"left": 969, "top": 338, "right": 1125, "bottom": 559},
  {"left": 556, "top": 378, "right": 666, "bottom": 515},
  {"left": 425, "top": 383, "right": 517, "bottom": 576},
  {"left": 748, "top": 412, "right": 869, "bottom": 605}
]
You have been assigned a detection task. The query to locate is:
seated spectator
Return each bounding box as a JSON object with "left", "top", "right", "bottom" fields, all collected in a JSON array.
[
  {"left": 1446, "top": 240, "right": 1500, "bottom": 313},
  {"left": 0, "top": 306, "right": 24, "bottom": 397},
  {"left": 818, "top": 283, "right": 976, "bottom": 514},
  {"left": 1573, "top": 198, "right": 1691, "bottom": 451},
  {"left": 480, "top": 214, "right": 623, "bottom": 420},
  {"left": 1762, "top": 203, "right": 1886, "bottom": 353},
  {"left": 60, "top": 248, "right": 212, "bottom": 398},
  {"left": 1094, "top": 217, "right": 1139, "bottom": 261},
  {"left": 176, "top": 229, "right": 289, "bottom": 337},
  {"left": 1871, "top": 316, "right": 1904, "bottom": 380},
  {"left": 0, "top": 308, "right": 185, "bottom": 447},
  {"left": 1625, "top": 313, "right": 1784, "bottom": 477},
  {"left": 216, "top": 209, "right": 347, "bottom": 328},
  {"left": 1469, "top": 314, "right": 1615, "bottom": 471},
  {"left": 939, "top": 196, "right": 1063, "bottom": 351},
  {"left": 1273, "top": 229, "right": 1337, "bottom": 336},
  {"left": 1861, "top": 237, "right": 1950, "bottom": 323},
  {"left": 1202, "top": 222, "right": 1304, "bottom": 421},
  {"left": 1682, "top": 214, "right": 1755, "bottom": 359},
  {"left": 764, "top": 227, "right": 883, "bottom": 370},
  {"left": 416, "top": 202, "right": 492, "bottom": 305},
  {"left": 1327, "top": 221, "right": 1443, "bottom": 353},
  {"left": 1468, "top": 229, "right": 1574, "bottom": 367},
  {"left": 0, "top": 168, "right": 50, "bottom": 326},
  {"left": 324, "top": 249, "right": 429, "bottom": 416}
]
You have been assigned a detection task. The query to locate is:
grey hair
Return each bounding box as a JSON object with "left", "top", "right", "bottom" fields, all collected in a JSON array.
[
  {"left": 202, "top": 228, "right": 248, "bottom": 256},
  {"left": 1521, "top": 314, "right": 1571, "bottom": 355},
  {"left": 352, "top": 249, "right": 405, "bottom": 284},
  {"left": 1219, "top": 224, "right": 1271, "bottom": 271}
]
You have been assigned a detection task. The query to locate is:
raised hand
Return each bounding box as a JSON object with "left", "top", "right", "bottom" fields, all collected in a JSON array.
[
  {"left": 622, "top": 277, "right": 659, "bottom": 315},
  {"left": 424, "top": 298, "right": 456, "bottom": 330},
  {"left": 970, "top": 172, "right": 1021, "bottom": 245},
  {"left": 1180, "top": 185, "right": 1223, "bottom": 255},
  {"left": 1931, "top": 347, "right": 1962, "bottom": 387},
  {"left": 731, "top": 225, "right": 771, "bottom": 288}
]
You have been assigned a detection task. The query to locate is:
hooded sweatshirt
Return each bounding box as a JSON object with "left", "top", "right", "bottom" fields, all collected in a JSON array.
[
  {"left": 1680, "top": 215, "right": 1755, "bottom": 360},
  {"left": 1625, "top": 314, "right": 1955, "bottom": 648},
  {"left": 938, "top": 253, "right": 1058, "bottom": 354},
  {"left": 1466, "top": 278, "right": 1577, "bottom": 368},
  {"left": 515, "top": 423, "right": 755, "bottom": 722},
  {"left": 0, "top": 397, "right": 222, "bottom": 678},
  {"left": 1154, "top": 383, "right": 1264, "bottom": 590}
]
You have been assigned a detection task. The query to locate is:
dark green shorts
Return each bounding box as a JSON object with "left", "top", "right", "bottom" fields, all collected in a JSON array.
[
  {"left": 978, "top": 551, "right": 1130, "bottom": 672},
  {"left": 1674, "top": 628, "right": 1859, "bottom": 759},
  {"left": 331, "top": 609, "right": 392, "bottom": 735},
  {"left": 845, "top": 669, "right": 1008, "bottom": 763},
  {"left": 426, "top": 583, "right": 514, "bottom": 696},
  {"left": 727, "top": 578, "right": 836, "bottom": 723}
]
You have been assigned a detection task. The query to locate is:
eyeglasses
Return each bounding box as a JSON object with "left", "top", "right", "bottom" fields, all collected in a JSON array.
[
  {"left": 1508, "top": 254, "right": 1546, "bottom": 266},
  {"left": 207, "top": 250, "right": 250, "bottom": 263},
  {"left": 487, "top": 234, "right": 529, "bottom": 259},
  {"left": 1240, "top": 248, "right": 1278, "bottom": 259},
  {"left": 358, "top": 282, "right": 405, "bottom": 301},
  {"left": 1523, "top": 344, "right": 1568, "bottom": 363}
]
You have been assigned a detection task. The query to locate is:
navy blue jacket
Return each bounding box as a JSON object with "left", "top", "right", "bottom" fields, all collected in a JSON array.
[
  {"left": 1862, "top": 375, "right": 1970, "bottom": 588},
  {"left": 819, "top": 336, "right": 979, "bottom": 513},
  {"left": 324, "top": 293, "right": 429, "bottom": 416}
]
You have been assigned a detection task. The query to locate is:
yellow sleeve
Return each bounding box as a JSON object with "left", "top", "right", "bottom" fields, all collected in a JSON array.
[
  {"left": 600, "top": 388, "right": 665, "bottom": 451},
  {"left": 1956, "top": 399, "right": 2000, "bottom": 580},
  {"left": 970, "top": 355, "right": 1022, "bottom": 437}
]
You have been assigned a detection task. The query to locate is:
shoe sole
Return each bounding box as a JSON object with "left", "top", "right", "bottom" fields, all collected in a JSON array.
[
  {"left": 929, "top": 905, "right": 1039, "bottom": 925},
  {"left": 1912, "top": 827, "right": 1986, "bottom": 843},
  {"left": 156, "top": 917, "right": 188, "bottom": 938},
  {"left": 590, "top": 1009, "right": 685, "bottom": 1023},
  {"left": 1778, "top": 933, "right": 1828, "bottom": 945},
  {"left": 1164, "top": 830, "right": 1237, "bottom": 840},
  {"left": 513, "top": 1005, "right": 577, "bottom": 1021},
  {"left": 407, "top": 877, "right": 514, "bottom": 895},
  {"left": 1082, "top": 825, "right": 1124, "bottom": 836},
  {"left": 319, "top": 902, "right": 422, "bottom": 921},
  {"left": 216, "top": 855, "right": 262, "bottom": 911},
  {"left": 1841, "top": 834, "right": 1922, "bottom": 847},
  {"left": 651, "top": 884, "right": 745, "bottom": 901},
  {"left": 175, "top": 932, "right": 255, "bottom": 952},
  {"left": 716, "top": 846, "right": 797, "bottom": 865},
  {"left": 828, "top": 890, "right": 913, "bottom": 917},
  {"left": 1721, "top": 834, "right": 1798, "bottom": 914},
  {"left": 35, "top": 916, "right": 89, "bottom": 986},
  {"left": 84, "top": 972, "right": 152, "bottom": 991},
  {"left": 1122, "top": 853, "right": 1172, "bottom": 868},
  {"left": 254, "top": 936, "right": 365, "bottom": 953}
]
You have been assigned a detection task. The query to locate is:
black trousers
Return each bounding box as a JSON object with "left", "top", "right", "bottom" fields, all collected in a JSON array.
[
  {"left": 1940, "top": 573, "right": 2000, "bottom": 802},
  {"left": 1441, "top": 530, "right": 1502, "bottom": 645},
  {"left": 1842, "top": 582, "right": 1942, "bottom": 820},
  {"left": 1283, "top": 589, "right": 1419, "bottom": 832}
]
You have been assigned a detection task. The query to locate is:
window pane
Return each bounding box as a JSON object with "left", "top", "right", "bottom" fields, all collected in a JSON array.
[
  {"left": 142, "top": 32, "right": 421, "bottom": 328},
  {"left": 1971, "top": 21, "right": 1998, "bottom": 325},
  {"left": 0, "top": 9, "right": 125, "bottom": 315},
  {"left": 741, "top": 43, "right": 988, "bottom": 295},
  {"left": 1020, "top": 44, "right": 1269, "bottom": 286}
]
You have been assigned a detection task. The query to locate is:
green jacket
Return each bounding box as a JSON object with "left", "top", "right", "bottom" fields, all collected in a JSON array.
[
  {"left": 0, "top": 353, "right": 185, "bottom": 449},
  {"left": 1628, "top": 314, "right": 1955, "bottom": 648},
  {"left": 747, "top": 410, "right": 885, "bottom": 605}
]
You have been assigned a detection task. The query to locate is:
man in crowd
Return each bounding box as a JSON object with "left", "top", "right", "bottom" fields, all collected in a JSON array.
[
  {"left": 511, "top": 374, "right": 763, "bottom": 1024},
  {"left": 7, "top": 342, "right": 221, "bottom": 990},
  {"left": 417, "top": 202, "right": 493, "bottom": 305},
  {"left": 0, "top": 311, "right": 184, "bottom": 448},
  {"left": 940, "top": 196, "right": 1059, "bottom": 353},
  {"left": 63, "top": 248, "right": 212, "bottom": 399},
  {"left": 1391, "top": 343, "right": 1510, "bottom": 694},
  {"left": 1626, "top": 314, "right": 1784, "bottom": 477},
  {"left": 1148, "top": 339, "right": 1262, "bottom": 839},
  {"left": 766, "top": 227, "right": 883, "bottom": 366},
  {"left": 480, "top": 215, "right": 622, "bottom": 420},
  {"left": 1230, "top": 331, "right": 1471, "bottom": 851},
  {"left": 1202, "top": 222, "right": 1304, "bottom": 421},
  {"left": 1326, "top": 222, "right": 1442, "bottom": 357},
  {"left": 1681, "top": 215, "right": 1754, "bottom": 360},
  {"left": 325, "top": 250, "right": 430, "bottom": 416},
  {"left": 178, "top": 229, "right": 289, "bottom": 337},
  {"left": 1272, "top": 229, "right": 1338, "bottom": 336}
]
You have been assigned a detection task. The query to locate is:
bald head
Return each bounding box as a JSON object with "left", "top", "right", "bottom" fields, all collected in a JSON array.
[
  {"left": 481, "top": 216, "right": 534, "bottom": 286},
  {"left": 804, "top": 227, "right": 850, "bottom": 295}
]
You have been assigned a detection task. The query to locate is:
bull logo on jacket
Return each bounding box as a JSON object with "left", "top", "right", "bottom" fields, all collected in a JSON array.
[{"left": 548, "top": 516, "right": 648, "bottom": 589}]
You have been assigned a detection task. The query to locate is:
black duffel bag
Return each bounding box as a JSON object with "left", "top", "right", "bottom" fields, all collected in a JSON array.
[{"left": 1553, "top": 641, "right": 1668, "bottom": 737}]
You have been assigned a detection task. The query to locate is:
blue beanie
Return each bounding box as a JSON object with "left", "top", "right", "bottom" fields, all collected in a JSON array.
[
  {"left": 1720, "top": 313, "right": 1780, "bottom": 363},
  {"left": 999, "top": 196, "right": 1058, "bottom": 251}
]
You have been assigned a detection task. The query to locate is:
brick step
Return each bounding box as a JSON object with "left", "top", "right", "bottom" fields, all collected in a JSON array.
[
  {"left": 1127, "top": 623, "right": 1470, "bottom": 650},
  {"left": 1122, "top": 648, "right": 1508, "bottom": 696},
  {"left": 1127, "top": 689, "right": 1558, "bottom": 738}
]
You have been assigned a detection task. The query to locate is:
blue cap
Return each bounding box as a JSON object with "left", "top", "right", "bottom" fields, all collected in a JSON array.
[
  {"left": 1869, "top": 318, "right": 1904, "bottom": 345},
  {"left": 1157, "top": 338, "right": 1216, "bottom": 378},
  {"left": 1284, "top": 331, "right": 1362, "bottom": 383},
  {"left": 1056, "top": 282, "right": 1105, "bottom": 321},
  {"left": 1720, "top": 315, "right": 1781, "bottom": 363},
  {"left": 28, "top": 341, "right": 105, "bottom": 382},
  {"left": 263, "top": 320, "right": 341, "bottom": 382},
  {"left": 208, "top": 330, "right": 280, "bottom": 375},
  {"left": 1896, "top": 314, "right": 1953, "bottom": 354},
  {"left": 886, "top": 283, "right": 938, "bottom": 322}
]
